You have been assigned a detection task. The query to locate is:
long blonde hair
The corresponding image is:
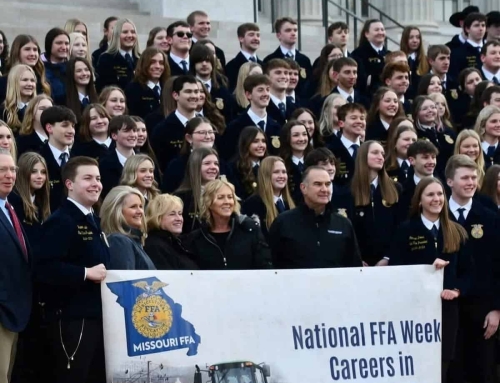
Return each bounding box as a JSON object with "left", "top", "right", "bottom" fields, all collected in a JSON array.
[
  {"left": 0, "top": 121, "right": 17, "bottom": 160},
  {"left": 319, "top": 93, "right": 345, "bottom": 136},
  {"left": 3, "top": 64, "right": 37, "bottom": 131},
  {"left": 474, "top": 105, "right": 500, "bottom": 139},
  {"left": 19, "top": 94, "right": 53, "bottom": 136},
  {"left": 200, "top": 179, "right": 241, "bottom": 228},
  {"left": 106, "top": 19, "right": 140, "bottom": 58},
  {"left": 453, "top": 129, "right": 485, "bottom": 187},
  {"left": 120, "top": 154, "right": 160, "bottom": 200},
  {"left": 69, "top": 32, "right": 92, "bottom": 64},
  {"left": 64, "top": 18, "right": 89, "bottom": 45},
  {"left": 234, "top": 62, "right": 262, "bottom": 108}
]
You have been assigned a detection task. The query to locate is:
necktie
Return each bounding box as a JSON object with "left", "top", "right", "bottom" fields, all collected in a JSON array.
[
  {"left": 457, "top": 208, "right": 466, "bottom": 226},
  {"left": 204, "top": 83, "right": 210, "bottom": 92},
  {"left": 286, "top": 96, "right": 294, "bottom": 104},
  {"left": 82, "top": 97, "right": 90, "bottom": 107},
  {"left": 257, "top": 120, "right": 265, "bottom": 131},
  {"left": 278, "top": 102, "right": 286, "bottom": 117},
  {"left": 487, "top": 145, "right": 496, "bottom": 161},
  {"left": 286, "top": 52, "right": 294, "bottom": 60},
  {"left": 370, "top": 184, "right": 376, "bottom": 199},
  {"left": 125, "top": 53, "right": 134, "bottom": 69},
  {"left": 253, "top": 164, "right": 260, "bottom": 178},
  {"left": 297, "top": 161, "right": 304, "bottom": 172},
  {"left": 153, "top": 85, "right": 160, "bottom": 96},
  {"left": 276, "top": 198, "right": 286, "bottom": 213},
  {"left": 59, "top": 152, "right": 68, "bottom": 167},
  {"left": 248, "top": 56, "right": 256, "bottom": 63},
  {"left": 351, "top": 143, "right": 359, "bottom": 159},
  {"left": 87, "top": 213, "right": 97, "bottom": 228},
  {"left": 431, "top": 224, "right": 439, "bottom": 240},
  {"left": 346, "top": 95, "right": 353, "bottom": 103},
  {"left": 19, "top": 104, "right": 27, "bottom": 118},
  {"left": 401, "top": 160, "right": 409, "bottom": 175},
  {"left": 493, "top": 77, "right": 500, "bottom": 85},
  {"left": 5, "top": 202, "right": 27, "bottom": 259},
  {"left": 336, "top": 130, "right": 342, "bottom": 138},
  {"left": 180, "top": 60, "right": 188, "bottom": 74}
]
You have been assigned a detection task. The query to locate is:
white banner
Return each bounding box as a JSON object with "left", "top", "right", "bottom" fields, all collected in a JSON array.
[{"left": 101, "top": 266, "right": 443, "bottom": 383}]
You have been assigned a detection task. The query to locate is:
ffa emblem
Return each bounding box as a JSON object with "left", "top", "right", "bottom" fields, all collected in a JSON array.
[
  {"left": 444, "top": 134, "right": 454, "bottom": 144},
  {"left": 359, "top": 211, "right": 365, "bottom": 217},
  {"left": 252, "top": 182, "right": 257, "bottom": 189},
  {"left": 382, "top": 199, "right": 392, "bottom": 207},
  {"left": 337, "top": 208, "right": 348, "bottom": 218},
  {"left": 471, "top": 224, "right": 484, "bottom": 239},
  {"left": 450, "top": 89, "right": 458, "bottom": 100},
  {"left": 215, "top": 98, "right": 224, "bottom": 110},
  {"left": 300, "top": 67, "right": 306, "bottom": 79},
  {"left": 271, "top": 136, "right": 280, "bottom": 149},
  {"left": 392, "top": 176, "right": 398, "bottom": 182}
]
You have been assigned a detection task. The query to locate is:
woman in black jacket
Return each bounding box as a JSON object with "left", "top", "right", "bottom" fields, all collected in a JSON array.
[
  {"left": 186, "top": 179, "right": 272, "bottom": 270},
  {"left": 144, "top": 194, "right": 198, "bottom": 270}
]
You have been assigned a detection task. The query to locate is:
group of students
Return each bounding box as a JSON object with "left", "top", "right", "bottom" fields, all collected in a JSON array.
[{"left": 2, "top": 3, "right": 500, "bottom": 383}]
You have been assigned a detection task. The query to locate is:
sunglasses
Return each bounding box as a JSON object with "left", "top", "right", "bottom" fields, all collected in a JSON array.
[{"left": 174, "top": 31, "right": 193, "bottom": 39}]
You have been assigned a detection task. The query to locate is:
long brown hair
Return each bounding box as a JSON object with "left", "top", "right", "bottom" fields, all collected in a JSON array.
[
  {"left": 385, "top": 118, "right": 416, "bottom": 172},
  {"left": 237, "top": 126, "right": 267, "bottom": 197},
  {"left": 195, "top": 79, "right": 225, "bottom": 134},
  {"left": 358, "top": 19, "right": 383, "bottom": 47},
  {"left": 409, "top": 177, "right": 467, "bottom": 253},
  {"left": 366, "top": 87, "right": 404, "bottom": 128},
  {"left": 481, "top": 165, "right": 500, "bottom": 206},
  {"left": 351, "top": 140, "right": 399, "bottom": 206},
  {"left": 65, "top": 57, "right": 98, "bottom": 122},
  {"left": 399, "top": 26, "right": 429, "bottom": 75},
  {"left": 316, "top": 59, "right": 337, "bottom": 97},
  {"left": 279, "top": 120, "right": 312, "bottom": 171},
  {"left": 79, "top": 103, "right": 110, "bottom": 142},
  {"left": 133, "top": 47, "right": 170, "bottom": 86}
]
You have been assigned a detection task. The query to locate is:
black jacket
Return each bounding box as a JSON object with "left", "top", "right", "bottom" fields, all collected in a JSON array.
[
  {"left": 186, "top": 214, "right": 272, "bottom": 270},
  {"left": 269, "top": 203, "right": 362, "bottom": 269},
  {"left": 144, "top": 230, "right": 199, "bottom": 270}
]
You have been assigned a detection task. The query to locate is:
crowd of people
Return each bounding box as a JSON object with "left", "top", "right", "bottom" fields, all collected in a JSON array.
[{"left": 1, "top": 3, "right": 500, "bottom": 383}]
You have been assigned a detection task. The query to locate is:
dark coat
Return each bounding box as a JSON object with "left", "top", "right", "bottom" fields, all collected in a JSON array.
[{"left": 144, "top": 229, "right": 199, "bottom": 270}]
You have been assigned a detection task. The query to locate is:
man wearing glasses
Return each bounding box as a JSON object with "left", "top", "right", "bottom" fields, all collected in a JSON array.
[{"left": 167, "top": 21, "right": 193, "bottom": 77}]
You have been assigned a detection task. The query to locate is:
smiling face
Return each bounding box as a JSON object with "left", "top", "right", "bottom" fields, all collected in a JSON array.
[
  {"left": 447, "top": 166, "right": 478, "bottom": 201},
  {"left": 174, "top": 82, "right": 199, "bottom": 113},
  {"left": 246, "top": 83, "right": 271, "bottom": 109},
  {"left": 112, "top": 126, "right": 137, "bottom": 150},
  {"left": 248, "top": 132, "right": 267, "bottom": 161},
  {"left": 268, "top": 66, "right": 289, "bottom": 92},
  {"left": 395, "top": 129, "right": 418, "bottom": 158},
  {"left": 271, "top": 160, "right": 288, "bottom": 194},
  {"left": 66, "top": 164, "right": 102, "bottom": 208},
  {"left": 0, "top": 126, "right": 13, "bottom": 152},
  {"left": 427, "top": 76, "right": 442, "bottom": 94},
  {"left": 459, "top": 136, "right": 480, "bottom": 161},
  {"left": 153, "top": 30, "right": 170, "bottom": 52},
  {"left": 240, "top": 29, "right": 260, "bottom": 53},
  {"left": 47, "top": 121, "right": 75, "bottom": 149},
  {"left": 420, "top": 181, "right": 444, "bottom": 219},
  {"left": 187, "top": 122, "right": 215, "bottom": 149},
  {"left": 484, "top": 112, "right": 500, "bottom": 141},
  {"left": 300, "top": 168, "right": 331, "bottom": 207},
  {"left": 104, "top": 90, "right": 126, "bottom": 117},
  {"left": 209, "top": 184, "right": 235, "bottom": 220},
  {"left": 19, "top": 70, "right": 36, "bottom": 99},
  {"left": 418, "top": 100, "right": 438, "bottom": 125},
  {"left": 148, "top": 53, "right": 165, "bottom": 82},
  {"left": 0, "top": 154, "right": 15, "bottom": 199},
  {"left": 135, "top": 160, "right": 154, "bottom": 191},
  {"left": 71, "top": 37, "right": 88, "bottom": 59},
  {"left": 200, "top": 154, "right": 219, "bottom": 184},
  {"left": 378, "top": 91, "right": 399, "bottom": 119},
  {"left": 19, "top": 42, "right": 39, "bottom": 67},
  {"left": 365, "top": 21, "right": 386, "bottom": 46},
  {"left": 409, "top": 152, "right": 436, "bottom": 177},
  {"left": 122, "top": 193, "right": 144, "bottom": 229},
  {"left": 74, "top": 60, "right": 91, "bottom": 86},
  {"left": 296, "top": 111, "right": 315, "bottom": 137},
  {"left": 135, "top": 121, "right": 147, "bottom": 147},
  {"left": 160, "top": 204, "right": 183, "bottom": 235},
  {"left": 30, "top": 161, "right": 47, "bottom": 192},
  {"left": 367, "top": 142, "right": 385, "bottom": 171},
  {"left": 120, "top": 22, "right": 137, "bottom": 51},
  {"left": 51, "top": 34, "right": 70, "bottom": 62},
  {"left": 289, "top": 125, "right": 309, "bottom": 155},
  {"left": 88, "top": 108, "right": 109, "bottom": 137}
]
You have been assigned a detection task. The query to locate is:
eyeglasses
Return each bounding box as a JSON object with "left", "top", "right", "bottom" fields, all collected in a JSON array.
[
  {"left": 193, "top": 130, "right": 215, "bottom": 136},
  {"left": 174, "top": 31, "right": 193, "bottom": 39},
  {"left": 0, "top": 166, "right": 18, "bottom": 175}
]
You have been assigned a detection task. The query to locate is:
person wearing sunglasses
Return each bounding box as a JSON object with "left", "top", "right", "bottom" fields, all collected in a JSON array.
[{"left": 166, "top": 21, "right": 193, "bottom": 77}]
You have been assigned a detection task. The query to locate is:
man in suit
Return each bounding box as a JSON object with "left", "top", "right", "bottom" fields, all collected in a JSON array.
[
  {"left": 166, "top": 21, "right": 192, "bottom": 77},
  {"left": 480, "top": 40, "right": 500, "bottom": 83},
  {"left": 446, "top": 5, "right": 480, "bottom": 50},
  {"left": 312, "top": 21, "right": 351, "bottom": 71},
  {"left": 187, "top": 10, "right": 226, "bottom": 69},
  {"left": 226, "top": 22, "right": 263, "bottom": 91},
  {"left": 264, "top": 17, "right": 312, "bottom": 97},
  {"left": 264, "top": 58, "right": 296, "bottom": 126},
  {"left": 381, "top": 61, "right": 412, "bottom": 115},
  {"left": 0, "top": 148, "right": 31, "bottom": 383}
]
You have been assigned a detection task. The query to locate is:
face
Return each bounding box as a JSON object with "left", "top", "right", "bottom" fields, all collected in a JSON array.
[
  {"left": 268, "top": 67, "right": 289, "bottom": 92},
  {"left": 365, "top": 21, "right": 386, "bottom": 46},
  {"left": 104, "top": 90, "right": 126, "bottom": 116},
  {"left": 288, "top": 69, "right": 299, "bottom": 90},
  {"left": 34, "top": 99, "right": 53, "bottom": 123},
  {"left": 430, "top": 53, "right": 450, "bottom": 75},
  {"left": 427, "top": 76, "right": 442, "bottom": 94},
  {"left": 74, "top": 24, "right": 87, "bottom": 37},
  {"left": 47, "top": 121, "right": 75, "bottom": 147},
  {"left": 148, "top": 53, "right": 165, "bottom": 81},
  {"left": 466, "top": 20, "right": 486, "bottom": 42},
  {"left": 296, "top": 111, "right": 315, "bottom": 137},
  {"left": 174, "top": 82, "right": 199, "bottom": 111},
  {"left": 378, "top": 91, "right": 399, "bottom": 118},
  {"left": 71, "top": 38, "right": 88, "bottom": 59},
  {"left": 194, "top": 59, "right": 213, "bottom": 78},
  {"left": 277, "top": 22, "right": 298, "bottom": 45},
  {"left": 248, "top": 132, "right": 267, "bottom": 160},
  {"left": 73, "top": 60, "right": 91, "bottom": 86},
  {"left": 112, "top": 126, "right": 137, "bottom": 149},
  {"left": 330, "top": 97, "right": 346, "bottom": 126},
  {"left": 367, "top": 142, "right": 385, "bottom": 171},
  {"left": 329, "top": 28, "right": 349, "bottom": 47},
  {"left": 484, "top": 113, "right": 500, "bottom": 140},
  {"left": 488, "top": 92, "right": 500, "bottom": 108},
  {"left": 408, "top": 29, "right": 421, "bottom": 51},
  {"left": 336, "top": 65, "right": 357, "bottom": 89},
  {"left": 136, "top": 160, "right": 154, "bottom": 190},
  {"left": 120, "top": 22, "right": 137, "bottom": 50},
  {"left": 169, "top": 26, "right": 192, "bottom": 52},
  {"left": 30, "top": 161, "right": 47, "bottom": 191},
  {"left": 488, "top": 25, "right": 500, "bottom": 41},
  {"left": 0, "top": 126, "right": 13, "bottom": 151},
  {"left": 271, "top": 161, "right": 288, "bottom": 193},
  {"left": 153, "top": 30, "right": 170, "bottom": 52},
  {"left": 464, "top": 72, "right": 482, "bottom": 96},
  {"left": 449, "top": 167, "right": 478, "bottom": 201},
  {"left": 192, "top": 15, "right": 211, "bottom": 38},
  {"left": 88, "top": 108, "right": 109, "bottom": 137},
  {"left": 395, "top": 129, "right": 418, "bottom": 158},
  {"left": 290, "top": 125, "right": 309, "bottom": 154},
  {"left": 459, "top": 136, "right": 480, "bottom": 160},
  {"left": 409, "top": 153, "right": 436, "bottom": 176},
  {"left": 420, "top": 182, "right": 444, "bottom": 218},
  {"left": 328, "top": 48, "right": 344, "bottom": 60},
  {"left": 386, "top": 70, "right": 409, "bottom": 96},
  {"left": 122, "top": 194, "right": 144, "bottom": 229},
  {"left": 19, "top": 42, "right": 39, "bottom": 66},
  {"left": 434, "top": 98, "right": 446, "bottom": 117},
  {"left": 418, "top": 100, "right": 438, "bottom": 125},
  {"left": 247, "top": 83, "right": 270, "bottom": 109},
  {"left": 196, "top": 82, "right": 206, "bottom": 108},
  {"left": 0, "top": 154, "right": 15, "bottom": 199},
  {"left": 249, "top": 66, "right": 263, "bottom": 76},
  {"left": 51, "top": 34, "right": 69, "bottom": 61},
  {"left": 239, "top": 30, "right": 260, "bottom": 52},
  {"left": 200, "top": 154, "right": 219, "bottom": 184},
  {"left": 135, "top": 122, "right": 147, "bottom": 147},
  {"left": 301, "top": 169, "right": 331, "bottom": 206},
  {"left": 482, "top": 44, "right": 500, "bottom": 71},
  {"left": 210, "top": 185, "right": 235, "bottom": 219},
  {"left": 318, "top": 160, "right": 336, "bottom": 180},
  {"left": 339, "top": 109, "right": 366, "bottom": 138},
  {"left": 66, "top": 165, "right": 102, "bottom": 207},
  {"left": 187, "top": 122, "right": 215, "bottom": 149},
  {"left": 160, "top": 204, "right": 183, "bottom": 234},
  {"left": 19, "top": 70, "right": 36, "bottom": 98}
]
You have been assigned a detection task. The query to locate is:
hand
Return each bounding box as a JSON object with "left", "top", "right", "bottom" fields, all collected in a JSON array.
[
  {"left": 433, "top": 258, "right": 449, "bottom": 270},
  {"left": 376, "top": 259, "right": 389, "bottom": 266},
  {"left": 441, "top": 289, "right": 459, "bottom": 300},
  {"left": 362, "top": 261, "right": 369, "bottom": 267},
  {"left": 86, "top": 263, "right": 107, "bottom": 283},
  {"left": 483, "top": 310, "right": 500, "bottom": 339}
]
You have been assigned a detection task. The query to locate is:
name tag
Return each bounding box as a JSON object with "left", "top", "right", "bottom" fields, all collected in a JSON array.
[{"left": 328, "top": 230, "right": 343, "bottom": 235}]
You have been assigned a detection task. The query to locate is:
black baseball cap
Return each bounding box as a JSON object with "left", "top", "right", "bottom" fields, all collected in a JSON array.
[
  {"left": 487, "top": 11, "right": 500, "bottom": 27},
  {"left": 449, "top": 5, "right": 480, "bottom": 28}
]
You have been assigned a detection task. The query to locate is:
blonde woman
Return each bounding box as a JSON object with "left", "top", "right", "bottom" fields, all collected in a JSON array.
[
  {"left": 96, "top": 18, "right": 140, "bottom": 92},
  {"left": 0, "top": 64, "right": 36, "bottom": 132},
  {"left": 233, "top": 61, "right": 262, "bottom": 114},
  {"left": 185, "top": 179, "right": 272, "bottom": 270},
  {"left": 318, "top": 93, "right": 346, "bottom": 143},
  {"left": 98, "top": 85, "right": 127, "bottom": 117},
  {"left": 144, "top": 194, "right": 198, "bottom": 270},
  {"left": 474, "top": 105, "right": 500, "bottom": 169},
  {"left": 429, "top": 92, "right": 455, "bottom": 132},
  {"left": 120, "top": 154, "right": 160, "bottom": 204},
  {"left": 64, "top": 18, "right": 89, "bottom": 46},
  {"left": 100, "top": 185, "right": 155, "bottom": 270},
  {"left": 0, "top": 121, "right": 17, "bottom": 160},
  {"left": 454, "top": 129, "right": 485, "bottom": 187},
  {"left": 69, "top": 32, "right": 92, "bottom": 64},
  {"left": 17, "top": 94, "right": 52, "bottom": 155}
]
